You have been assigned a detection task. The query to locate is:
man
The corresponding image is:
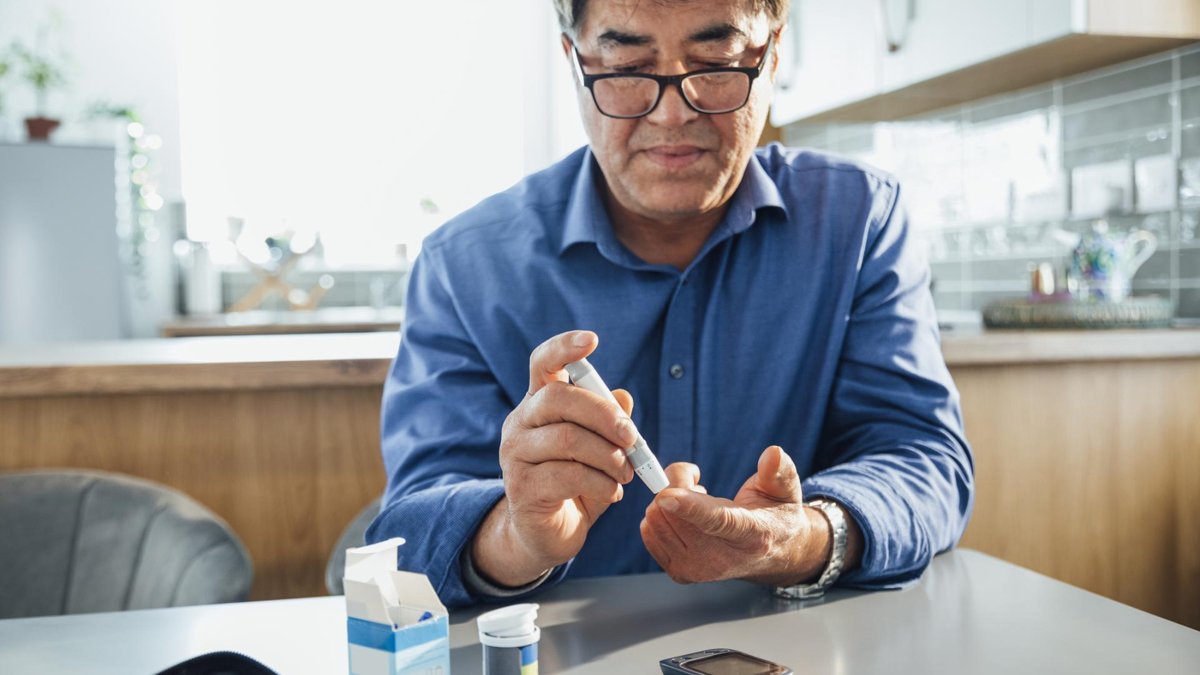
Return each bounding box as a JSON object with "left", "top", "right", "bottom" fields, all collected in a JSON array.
[{"left": 367, "top": 0, "right": 974, "bottom": 607}]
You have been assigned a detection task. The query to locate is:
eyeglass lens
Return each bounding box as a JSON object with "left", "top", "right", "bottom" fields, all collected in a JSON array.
[{"left": 592, "top": 71, "right": 751, "bottom": 117}]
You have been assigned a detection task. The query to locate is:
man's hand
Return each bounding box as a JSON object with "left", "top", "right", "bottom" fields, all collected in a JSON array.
[
  {"left": 471, "top": 330, "right": 637, "bottom": 587},
  {"left": 640, "top": 445, "right": 860, "bottom": 586}
]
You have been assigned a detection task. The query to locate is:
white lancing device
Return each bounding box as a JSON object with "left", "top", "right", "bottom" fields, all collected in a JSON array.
[{"left": 563, "top": 357, "right": 670, "bottom": 494}]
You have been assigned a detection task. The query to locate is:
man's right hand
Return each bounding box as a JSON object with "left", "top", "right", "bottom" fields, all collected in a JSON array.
[{"left": 471, "top": 330, "right": 637, "bottom": 588}]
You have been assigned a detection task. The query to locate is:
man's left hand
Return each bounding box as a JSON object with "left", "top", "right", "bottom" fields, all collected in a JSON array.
[{"left": 639, "top": 445, "right": 832, "bottom": 586}]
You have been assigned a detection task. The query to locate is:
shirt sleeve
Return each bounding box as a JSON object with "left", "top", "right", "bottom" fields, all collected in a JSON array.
[
  {"left": 802, "top": 178, "right": 975, "bottom": 589},
  {"left": 365, "top": 241, "right": 572, "bottom": 607}
]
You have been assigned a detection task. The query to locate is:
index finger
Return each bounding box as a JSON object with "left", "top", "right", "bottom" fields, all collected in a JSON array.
[{"left": 528, "top": 330, "right": 597, "bottom": 395}]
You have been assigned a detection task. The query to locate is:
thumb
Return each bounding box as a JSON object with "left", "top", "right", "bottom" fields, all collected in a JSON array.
[
  {"left": 753, "top": 445, "right": 803, "bottom": 503},
  {"left": 611, "top": 388, "right": 634, "bottom": 417}
]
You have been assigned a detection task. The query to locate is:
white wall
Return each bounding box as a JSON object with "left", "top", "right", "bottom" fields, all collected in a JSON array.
[
  {"left": 0, "top": 0, "right": 183, "bottom": 202},
  {"left": 0, "top": 0, "right": 588, "bottom": 259},
  {"left": 0, "top": 1, "right": 181, "bottom": 338},
  {"left": 0, "top": 1, "right": 590, "bottom": 336},
  {"left": 174, "top": 0, "right": 585, "bottom": 265}
]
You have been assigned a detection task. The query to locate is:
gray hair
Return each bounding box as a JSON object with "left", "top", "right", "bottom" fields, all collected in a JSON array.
[{"left": 551, "top": 0, "right": 792, "bottom": 36}]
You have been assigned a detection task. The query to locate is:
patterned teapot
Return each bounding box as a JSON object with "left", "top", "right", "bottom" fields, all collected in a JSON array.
[{"left": 1070, "top": 220, "right": 1157, "bottom": 303}]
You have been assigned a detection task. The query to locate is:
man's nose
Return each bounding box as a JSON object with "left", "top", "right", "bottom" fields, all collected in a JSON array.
[{"left": 645, "top": 79, "right": 700, "bottom": 127}]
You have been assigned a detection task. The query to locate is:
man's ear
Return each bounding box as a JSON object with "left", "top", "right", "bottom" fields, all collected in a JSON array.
[
  {"left": 561, "top": 32, "right": 581, "bottom": 86},
  {"left": 769, "top": 26, "right": 785, "bottom": 83}
]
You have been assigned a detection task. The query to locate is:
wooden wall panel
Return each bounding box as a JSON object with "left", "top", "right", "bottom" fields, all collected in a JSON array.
[
  {"left": 954, "top": 359, "right": 1200, "bottom": 629},
  {"left": 0, "top": 387, "right": 386, "bottom": 601},
  {"left": 2, "top": 355, "right": 1196, "bottom": 631}
]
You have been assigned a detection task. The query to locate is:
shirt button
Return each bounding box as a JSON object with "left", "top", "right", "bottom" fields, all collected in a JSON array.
[{"left": 669, "top": 364, "right": 685, "bottom": 379}]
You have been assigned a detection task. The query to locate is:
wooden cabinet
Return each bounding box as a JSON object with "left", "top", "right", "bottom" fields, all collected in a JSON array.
[
  {"left": 771, "top": 0, "right": 1200, "bottom": 125},
  {"left": 954, "top": 357, "right": 1200, "bottom": 632}
]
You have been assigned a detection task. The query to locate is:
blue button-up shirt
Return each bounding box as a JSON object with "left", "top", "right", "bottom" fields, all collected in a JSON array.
[{"left": 368, "top": 143, "right": 974, "bottom": 607}]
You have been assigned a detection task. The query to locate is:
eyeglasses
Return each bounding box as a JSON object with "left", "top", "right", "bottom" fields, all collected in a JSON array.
[{"left": 570, "top": 36, "right": 774, "bottom": 119}]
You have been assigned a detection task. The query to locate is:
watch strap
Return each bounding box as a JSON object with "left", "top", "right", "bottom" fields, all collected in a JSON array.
[{"left": 773, "top": 498, "right": 848, "bottom": 600}]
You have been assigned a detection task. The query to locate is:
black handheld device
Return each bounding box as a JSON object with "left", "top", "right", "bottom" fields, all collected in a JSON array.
[{"left": 660, "top": 648, "right": 793, "bottom": 675}]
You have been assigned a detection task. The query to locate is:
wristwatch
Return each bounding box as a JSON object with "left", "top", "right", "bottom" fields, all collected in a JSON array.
[{"left": 773, "top": 498, "right": 848, "bottom": 600}]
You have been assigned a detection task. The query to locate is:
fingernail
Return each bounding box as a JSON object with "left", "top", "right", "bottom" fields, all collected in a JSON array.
[
  {"left": 660, "top": 496, "right": 680, "bottom": 513},
  {"left": 573, "top": 332, "right": 593, "bottom": 347}
]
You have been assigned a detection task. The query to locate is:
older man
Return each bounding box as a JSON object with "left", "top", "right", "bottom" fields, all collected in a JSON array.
[{"left": 368, "top": 0, "right": 974, "bottom": 607}]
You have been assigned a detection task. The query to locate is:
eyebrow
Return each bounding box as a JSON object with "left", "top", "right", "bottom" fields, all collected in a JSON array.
[
  {"left": 597, "top": 29, "right": 652, "bottom": 48},
  {"left": 687, "top": 23, "right": 748, "bottom": 44},
  {"left": 595, "top": 22, "right": 749, "bottom": 50}
]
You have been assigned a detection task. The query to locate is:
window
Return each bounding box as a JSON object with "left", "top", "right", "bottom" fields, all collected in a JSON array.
[{"left": 176, "top": 0, "right": 586, "bottom": 267}]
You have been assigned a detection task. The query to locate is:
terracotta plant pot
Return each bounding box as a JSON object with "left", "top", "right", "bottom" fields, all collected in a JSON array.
[{"left": 25, "top": 117, "right": 61, "bottom": 142}]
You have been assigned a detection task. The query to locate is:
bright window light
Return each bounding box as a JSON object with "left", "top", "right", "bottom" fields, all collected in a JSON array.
[{"left": 176, "top": 0, "right": 585, "bottom": 267}]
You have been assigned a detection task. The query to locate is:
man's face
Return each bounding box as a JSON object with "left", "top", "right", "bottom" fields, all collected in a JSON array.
[{"left": 567, "top": 0, "right": 777, "bottom": 223}]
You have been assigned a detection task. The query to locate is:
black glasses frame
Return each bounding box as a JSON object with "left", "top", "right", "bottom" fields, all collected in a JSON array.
[{"left": 570, "top": 36, "right": 775, "bottom": 119}]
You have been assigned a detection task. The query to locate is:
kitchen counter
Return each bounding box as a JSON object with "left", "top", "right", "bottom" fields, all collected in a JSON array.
[
  {"left": 0, "top": 333, "right": 397, "bottom": 397},
  {"left": 1, "top": 328, "right": 1198, "bottom": 397},
  {"left": 1, "top": 327, "right": 1197, "bottom": 625},
  {"left": 939, "top": 326, "right": 1200, "bottom": 365}
]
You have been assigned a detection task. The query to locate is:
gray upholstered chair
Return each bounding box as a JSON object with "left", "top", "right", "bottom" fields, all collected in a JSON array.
[
  {"left": 0, "top": 470, "right": 253, "bottom": 619},
  {"left": 325, "top": 497, "right": 381, "bottom": 595}
]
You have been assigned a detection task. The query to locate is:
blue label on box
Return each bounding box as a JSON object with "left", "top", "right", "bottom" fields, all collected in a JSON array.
[
  {"left": 348, "top": 615, "right": 448, "bottom": 651},
  {"left": 347, "top": 615, "right": 450, "bottom": 675}
]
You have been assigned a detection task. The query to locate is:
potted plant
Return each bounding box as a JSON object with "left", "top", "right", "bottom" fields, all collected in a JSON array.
[{"left": 12, "top": 36, "right": 67, "bottom": 142}]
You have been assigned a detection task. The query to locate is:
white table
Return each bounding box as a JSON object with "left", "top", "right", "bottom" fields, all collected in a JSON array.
[{"left": 1, "top": 549, "right": 1197, "bottom": 674}]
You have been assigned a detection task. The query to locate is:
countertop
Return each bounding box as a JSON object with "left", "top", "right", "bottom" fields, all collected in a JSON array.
[
  {"left": 1, "top": 328, "right": 1198, "bottom": 397},
  {"left": 937, "top": 326, "right": 1200, "bottom": 366},
  {"left": 0, "top": 333, "right": 397, "bottom": 397},
  {"left": 159, "top": 307, "right": 404, "bottom": 337},
  {"left": 1, "top": 550, "right": 1197, "bottom": 674}
]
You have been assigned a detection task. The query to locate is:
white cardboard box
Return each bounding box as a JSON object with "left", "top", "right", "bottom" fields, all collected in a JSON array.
[{"left": 344, "top": 538, "right": 450, "bottom": 675}]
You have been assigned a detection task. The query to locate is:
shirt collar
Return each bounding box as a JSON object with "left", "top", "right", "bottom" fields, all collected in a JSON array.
[
  {"left": 728, "top": 148, "right": 789, "bottom": 234},
  {"left": 558, "top": 147, "right": 608, "bottom": 255},
  {"left": 557, "top": 146, "right": 789, "bottom": 257}
]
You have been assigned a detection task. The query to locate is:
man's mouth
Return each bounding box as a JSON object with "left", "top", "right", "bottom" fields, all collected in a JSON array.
[{"left": 643, "top": 145, "right": 706, "bottom": 170}]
